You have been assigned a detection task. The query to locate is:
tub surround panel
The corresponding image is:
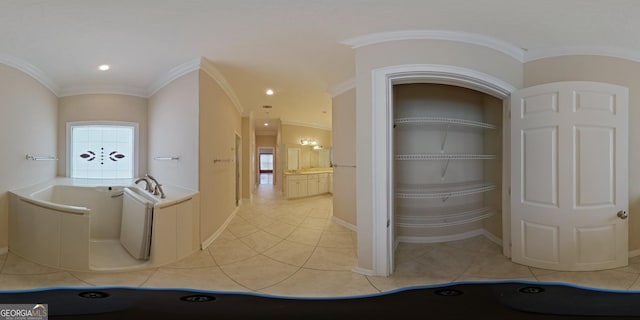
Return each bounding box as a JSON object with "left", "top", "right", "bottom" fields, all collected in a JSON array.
[{"left": 9, "top": 178, "right": 199, "bottom": 272}]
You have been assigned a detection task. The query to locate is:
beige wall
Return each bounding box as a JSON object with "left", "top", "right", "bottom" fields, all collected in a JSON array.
[
  {"left": 281, "top": 124, "right": 332, "bottom": 147},
  {"left": 199, "top": 70, "right": 242, "bottom": 244},
  {"left": 354, "top": 39, "right": 523, "bottom": 273},
  {"left": 58, "top": 94, "right": 149, "bottom": 177},
  {"left": 148, "top": 71, "right": 199, "bottom": 191},
  {"left": 256, "top": 135, "right": 277, "bottom": 148},
  {"left": 332, "top": 88, "right": 356, "bottom": 227},
  {"left": 0, "top": 64, "right": 58, "bottom": 250},
  {"left": 524, "top": 55, "right": 640, "bottom": 253}
]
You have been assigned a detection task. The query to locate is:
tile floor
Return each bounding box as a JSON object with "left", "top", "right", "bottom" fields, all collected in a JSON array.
[{"left": 2, "top": 184, "right": 640, "bottom": 297}]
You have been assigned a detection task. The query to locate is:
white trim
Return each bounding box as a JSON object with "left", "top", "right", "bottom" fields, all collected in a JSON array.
[
  {"left": 331, "top": 216, "right": 357, "bottom": 232},
  {"left": 351, "top": 266, "right": 376, "bottom": 276},
  {"left": 280, "top": 120, "right": 331, "bottom": 131},
  {"left": 482, "top": 230, "right": 503, "bottom": 247},
  {"left": 396, "top": 229, "right": 503, "bottom": 246},
  {"left": 200, "top": 58, "right": 244, "bottom": 115},
  {"left": 201, "top": 206, "right": 240, "bottom": 249},
  {"left": 525, "top": 46, "right": 640, "bottom": 64},
  {"left": 0, "top": 54, "right": 59, "bottom": 95},
  {"left": 397, "top": 229, "right": 485, "bottom": 244},
  {"left": 629, "top": 248, "right": 640, "bottom": 258},
  {"left": 342, "top": 30, "right": 525, "bottom": 62},
  {"left": 147, "top": 58, "right": 201, "bottom": 97},
  {"left": 369, "top": 64, "right": 515, "bottom": 276},
  {"left": 330, "top": 78, "right": 355, "bottom": 97},
  {"left": 0, "top": 247, "right": 7, "bottom": 255}
]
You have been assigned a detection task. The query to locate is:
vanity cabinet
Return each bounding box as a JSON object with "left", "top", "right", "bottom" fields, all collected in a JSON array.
[
  {"left": 319, "top": 173, "right": 329, "bottom": 193},
  {"left": 286, "top": 175, "right": 308, "bottom": 198},
  {"left": 285, "top": 172, "right": 333, "bottom": 199}
]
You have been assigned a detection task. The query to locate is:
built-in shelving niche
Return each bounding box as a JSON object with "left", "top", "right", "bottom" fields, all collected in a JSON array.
[{"left": 392, "top": 83, "right": 503, "bottom": 243}]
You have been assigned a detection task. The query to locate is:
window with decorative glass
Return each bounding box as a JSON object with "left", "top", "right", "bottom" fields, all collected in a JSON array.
[{"left": 68, "top": 122, "right": 138, "bottom": 179}]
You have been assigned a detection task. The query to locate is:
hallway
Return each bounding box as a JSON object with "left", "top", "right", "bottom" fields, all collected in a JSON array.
[{"left": 2, "top": 184, "right": 640, "bottom": 297}]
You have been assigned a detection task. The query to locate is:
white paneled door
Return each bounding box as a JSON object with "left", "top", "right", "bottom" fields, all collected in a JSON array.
[{"left": 511, "top": 81, "right": 628, "bottom": 271}]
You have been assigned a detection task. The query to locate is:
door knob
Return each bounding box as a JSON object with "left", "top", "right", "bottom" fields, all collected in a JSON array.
[{"left": 617, "top": 210, "right": 628, "bottom": 220}]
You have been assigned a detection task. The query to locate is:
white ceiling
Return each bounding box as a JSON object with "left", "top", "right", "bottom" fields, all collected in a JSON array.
[{"left": 2, "top": 0, "right": 639, "bottom": 133}]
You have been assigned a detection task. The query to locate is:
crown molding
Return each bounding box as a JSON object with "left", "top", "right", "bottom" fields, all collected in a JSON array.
[
  {"left": 330, "top": 78, "right": 355, "bottom": 97},
  {"left": 199, "top": 57, "right": 244, "bottom": 115},
  {"left": 0, "top": 54, "right": 60, "bottom": 95},
  {"left": 342, "top": 30, "right": 526, "bottom": 62},
  {"left": 147, "top": 57, "right": 201, "bottom": 97},
  {"left": 281, "top": 119, "right": 331, "bottom": 131},
  {"left": 524, "top": 46, "right": 640, "bottom": 64}
]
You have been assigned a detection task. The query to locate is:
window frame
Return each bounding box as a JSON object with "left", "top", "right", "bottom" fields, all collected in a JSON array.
[{"left": 66, "top": 121, "right": 139, "bottom": 179}]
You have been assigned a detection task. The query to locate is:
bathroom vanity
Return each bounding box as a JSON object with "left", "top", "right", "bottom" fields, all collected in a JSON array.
[{"left": 284, "top": 169, "right": 333, "bottom": 199}]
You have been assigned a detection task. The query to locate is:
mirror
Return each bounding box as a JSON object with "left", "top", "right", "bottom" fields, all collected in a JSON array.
[{"left": 287, "top": 145, "right": 332, "bottom": 169}]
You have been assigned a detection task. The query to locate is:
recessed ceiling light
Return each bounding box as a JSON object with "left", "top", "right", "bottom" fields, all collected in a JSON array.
[
  {"left": 98, "top": 64, "right": 110, "bottom": 71},
  {"left": 265, "top": 89, "right": 274, "bottom": 96},
  {"left": 264, "top": 123, "right": 269, "bottom": 126}
]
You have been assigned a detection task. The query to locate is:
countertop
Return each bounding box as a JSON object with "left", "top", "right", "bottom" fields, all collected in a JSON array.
[{"left": 283, "top": 169, "right": 333, "bottom": 175}]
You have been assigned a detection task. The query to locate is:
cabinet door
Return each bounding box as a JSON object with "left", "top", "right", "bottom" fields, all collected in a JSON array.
[
  {"left": 511, "top": 81, "right": 628, "bottom": 271},
  {"left": 308, "top": 179, "right": 319, "bottom": 195},
  {"left": 297, "top": 179, "right": 308, "bottom": 197},
  {"left": 318, "top": 174, "right": 329, "bottom": 193},
  {"left": 176, "top": 199, "right": 194, "bottom": 259},
  {"left": 151, "top": 206, "right": 177, "bottom": 265}
]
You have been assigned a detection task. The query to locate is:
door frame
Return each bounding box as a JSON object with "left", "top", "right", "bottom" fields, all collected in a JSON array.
[
  {"left": 235, "top": 133, "right": 241, "bottom": 207},
  {"left": 369, "top": 64, "right": 517, "bottom": 276}
]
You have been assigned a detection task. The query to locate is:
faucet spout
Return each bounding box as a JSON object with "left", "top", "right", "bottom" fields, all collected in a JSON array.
[
  {"left": 134, "top": 177, "right": 153, "bottom": 192},
  {"left": 145, "top": 174, "right": 166, "bottom": 199}
]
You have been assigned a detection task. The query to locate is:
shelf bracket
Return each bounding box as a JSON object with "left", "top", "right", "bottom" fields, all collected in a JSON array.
[
  {"left": 441, "top": 158, "right": 451, "bottom": 180},
  {"left": 440, "top": 125, "right": 449, "bottom": 152}
]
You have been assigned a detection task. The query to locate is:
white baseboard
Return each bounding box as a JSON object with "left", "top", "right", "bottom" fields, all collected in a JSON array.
[
  {"left": 396, "top": 229, "right": 486, "bottom": 244},
  {"left": 331, "top": 216, "right": 357, "bottom": 232},
  {"left": 629, "top": 248, "right": 640, "bottom": 258},
  {"left": 200, "top": 206, "right": 240, "bottom": 250},
  {"left": 351, "top": 266, "right": 376, "bottom": 276}
]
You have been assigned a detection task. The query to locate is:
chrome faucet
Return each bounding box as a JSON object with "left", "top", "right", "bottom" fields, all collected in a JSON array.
[
  {"left": 145, "top": 174, "right": 166, "bottom": 199},
  {"left": 134, "top": 176, "right": 153, "bottom": 192}
]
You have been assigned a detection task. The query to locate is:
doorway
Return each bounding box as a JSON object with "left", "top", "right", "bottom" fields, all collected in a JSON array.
[
  {"left": 369, "top": 64, "right": 514, "bottom": 276},
  {"left": 235, "top": 133, "right": 241, "bottom": 207},
  {"left": 258, "top": 147, "right": 275, "bottom": 185}
]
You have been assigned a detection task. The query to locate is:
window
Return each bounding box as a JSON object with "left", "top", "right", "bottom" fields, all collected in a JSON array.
[
  {"left": 68, "top": 122, "right": 138, "bottom": 179},
  {"left": 259, "top": 154, "right": 273, "bottom": 171}
]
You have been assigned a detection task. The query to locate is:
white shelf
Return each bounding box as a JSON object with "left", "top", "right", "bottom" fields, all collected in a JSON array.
[
  {"left": 395, "top": 154, "right": 496, "bottom": 160},
  {"left": 395, "top": 206, "right": 495, "bottom": 228},
  {"left": 395, "top": 181, "right": 495, "bottom": 200},
  {"left": 394, "top": 117, "right": 496, "bottom": 129}
]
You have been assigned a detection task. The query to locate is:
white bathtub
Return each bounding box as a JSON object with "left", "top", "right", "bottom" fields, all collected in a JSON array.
[{"left": 9, "top": 178, "right": 200, "bottom": 272}]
